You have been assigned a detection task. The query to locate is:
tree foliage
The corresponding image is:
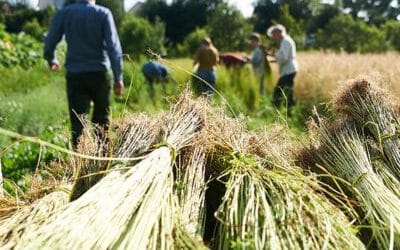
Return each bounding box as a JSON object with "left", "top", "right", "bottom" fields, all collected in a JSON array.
[
  {"left": 343, "top": 0, "right": 400, "bottom": 25},
  {"left": 1, "top": 5, "right": 55, "bottom": 34},
  {"left": 274, "top": 5, "right": 305, "bottom": 49},
  {"left": 383, "top": 20, "right": 400, "bottom": 51},
  {"left": 96, "top": 0, "right": 124, "bottom": 26},
  {"left": 139, "top": 0, "right": 223, "bottom": 44},
  {"left": 252, "top": 0, "right": 322, "bottom": 33},
  {"left": 119, "top": 15, "right": 166, "bottom": 59},
  {"left": 315, "top": 14, "right": 387, "bottom": 53},
  {"left": 206, "top": 3, "right": 252, "bottom": 52},
  {"left": 176, "top": 28, "right": 208, "bottom": 57}
]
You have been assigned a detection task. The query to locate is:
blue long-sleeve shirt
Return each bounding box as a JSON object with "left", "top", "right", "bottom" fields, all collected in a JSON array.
[{"left": 44, "top": 0, "right": 123, "bottom": 81}]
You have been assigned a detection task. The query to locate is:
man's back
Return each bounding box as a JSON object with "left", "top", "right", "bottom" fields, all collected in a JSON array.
[
  {"left": 195, "top": 46, "right": 219, "bottom": 71},
  {"left": 276, "top": 35, "right": 298, "bottom": 76},
  {"left": 62, "top": 3, "right": 109, "bottom": 69},
  {"left": 142, "top": 62, "right": 167, "bottom": 81},
  {"left": 44, "top": 0, "right": 122, "bottom": 81}
]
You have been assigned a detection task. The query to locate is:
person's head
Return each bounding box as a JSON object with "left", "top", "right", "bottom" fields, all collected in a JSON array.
[
  {"left": 267, "top": 24, "right": 286, "bottom": 42},
  {"left": 249, "top": 33, "right": 261, "bottom": 48},
  {"left": 201, "top": 37, "right": 212, "bottom": 47}
]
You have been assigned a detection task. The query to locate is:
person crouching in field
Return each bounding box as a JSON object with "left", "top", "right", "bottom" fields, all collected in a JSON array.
[
  {"left": 193, "top": 37, "right": 219, "bottom": 96},
  {"left": 267, "top": 24, "right": 298, "bottom": 110},
  {"left": 142, "top": 61, "right": 169, "bottom": 98},
  {"left": 44, "top": 0, "right": 124, "bottom": 148},
  {"left": 247, "top": 33, "right": 268, "bottom": 96}
]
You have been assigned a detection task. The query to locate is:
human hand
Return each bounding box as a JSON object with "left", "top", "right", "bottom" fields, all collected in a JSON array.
[
  {"left": 114, "top": 80, "right": 125, "bottom": 97},
  {"left": 51, "top": 62, "right": 61, "bottom": 72}
]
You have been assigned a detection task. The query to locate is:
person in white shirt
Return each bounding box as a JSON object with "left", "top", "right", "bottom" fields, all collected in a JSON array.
[{"left": 267, "top": 24, "right": 298, "bottom": 109}]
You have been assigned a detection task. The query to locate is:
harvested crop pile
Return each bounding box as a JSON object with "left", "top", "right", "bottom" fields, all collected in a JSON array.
[
  {"left": 2, "top": 79, "right": 400, "bottom": 249},
  {"left": 298, "top": 77, "right": 400, "bottom": 249}
]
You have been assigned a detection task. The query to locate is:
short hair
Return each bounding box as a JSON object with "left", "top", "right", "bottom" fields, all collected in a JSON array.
[{"left": 201, "top": 37, "right": 212, "bottom": 46}]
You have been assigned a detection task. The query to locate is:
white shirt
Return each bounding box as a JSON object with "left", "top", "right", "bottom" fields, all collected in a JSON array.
[{"left": 275, "top": 35, "right": 298, "bottom": 76}]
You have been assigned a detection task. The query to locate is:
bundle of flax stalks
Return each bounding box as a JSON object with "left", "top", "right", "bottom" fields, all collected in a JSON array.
[
  {"left": 0, "top": 162, "right": 73, "bottom": 249},
  {"left": 12, "top": 92, "right": 209, "bottom": 249},
  {"left": 4, "top": 86, "right": 397, "bottom": 249},
  {"left": 298, "top": 77, "right": 400, "bottom": 249},
  {"left": 204, "top": 110, "right": 364, "bottom": 250}
]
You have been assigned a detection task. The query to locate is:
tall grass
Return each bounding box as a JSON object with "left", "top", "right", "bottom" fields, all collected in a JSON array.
[{"left": 295, "top": 52, "right": 400, "bottom": 100}]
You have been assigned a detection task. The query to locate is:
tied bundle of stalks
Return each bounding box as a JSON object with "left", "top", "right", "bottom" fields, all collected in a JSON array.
[
  {"left": 113, "top": 113, "right": 160, "bottom": 158},
  {"left": 20, "top": 92, "right": 208, "bottom": 250},
  {"left": 0, "top": 162, "right": 72, "bottom": 222},
  {"left": 206, "top": 111, "right": 363, "bottom": 250},
  {"left": 0, "top": 191, "right": 69, "bottom": 249},
  {"left": 0, "top": 195, "right": 20, "bottom": 221},
  {"left": 334, "top": 77, "right": 400, "bottom": 182},
  {"left": 176, "top": 146, "right": 207, "bottom": 236},
  {"left": 69, "top": 124, "right": 112, "bottom": 201},
  {"left": 69, "top": 114, "right": 159, "bottom": 201},
  {"left": 304, "top": 120, "right": 400, "bottom": 249}
]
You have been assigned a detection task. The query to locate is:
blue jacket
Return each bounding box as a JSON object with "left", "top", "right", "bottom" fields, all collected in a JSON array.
[
  {"left": 44, "top": 0, "right": 123, "bottom": 81},
  {"left": 142, "top": 62, "right": 168, "bottom": 82}
]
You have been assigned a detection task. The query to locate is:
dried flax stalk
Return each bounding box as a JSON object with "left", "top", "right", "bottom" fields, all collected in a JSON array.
[
  {"left": 17, "top": 92, "right": 207, "bottom": 250},
  {"left": 334, "top": 78, "right": 400, "bottom": 182},
  {"left": 176, "top": 146, "right": 207, "bottom": 236},
  {"left": 314, "top": 123, "right": 400, "bottom": 249},
  {"left": 207, "top": 112, "right": 363, "bottom": 250},
  {"left": 0, "top": 191, "right": 69, "bottom": 249}
]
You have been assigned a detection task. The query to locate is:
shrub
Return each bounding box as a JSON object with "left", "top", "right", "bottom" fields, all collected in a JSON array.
[
  {"left": 0, "top": 24, "right": 42, "bottom": 68},
  {"left": 176, "top": 28, "right": 209, "bottom": 57},
  {"left": 22, "top": 18, "right": 45, "bottom": 41},
  {"left": 315, "top": 14, "right": 387, "bottom": 53},
  {"left": 383, "top": 20, "right": 400, "bottom": 51},
  {"left": 120, "top": 15, "right": 166, "bottom": 59},
  {"left": 206, "top": 3, "right": 252, "bottom": 52}
]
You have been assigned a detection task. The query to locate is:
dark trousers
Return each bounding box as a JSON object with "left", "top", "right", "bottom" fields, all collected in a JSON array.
[
  {"left": 193, "top": 70, "right": 216, "bottom": 96},
  {"left": 66, "top": 71, "right": 111, "bottom": 148},
  {"left": 272, "top": 73, "right": 296, "bottom": 108}
]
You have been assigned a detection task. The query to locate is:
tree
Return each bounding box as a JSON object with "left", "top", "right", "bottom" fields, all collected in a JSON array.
[
  {"left": 343, "top": 0, "right": 400, "bottom": 25},
  {"left": 22, "top": 18, "right": 44, "bottom": 40},
  {"left": 315, "top": 14, "right": 387, "bottom": 53},
  {"left": 383, "top": 20, "right": 400, "bottom": 51},
  {"left": 96, "top": 0, "right": 124, "bottom": 26},
  {"left": 176, "top": 28, "right": 209, "bottom": 56},
  {"left": 3, "top": 6, "right": 55, "bottom": 34},
  {"left": 252, "top": 0, "right": 322, "bottom": 33},
  {"left": 139, "top": 0, "right": 223, "bottom": 44},
  {"left": 307, "top": 3, "right": 341, "bottom": 33},
  {"left": 206, "top": 3, "right": 252, "bottom": 52},
  {"left": 119, "top": 15, "right": 166, "bottom": 59},
  {"left": 275, "top": 4, "right": 305, "bottom": 49}
]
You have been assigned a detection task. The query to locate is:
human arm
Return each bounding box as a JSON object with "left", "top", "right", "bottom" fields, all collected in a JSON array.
[
  {"left": 193, "top": 49, "right": 200, "bottom": 66},
  {"left": 103, "top": 10, "right": 124, "bottom": 96},
  {"left": 213, "top": 48, "right": 219, "bottom": 66},
  {"left": 44, "top": 10, "right": 65, "bottom": 71}
]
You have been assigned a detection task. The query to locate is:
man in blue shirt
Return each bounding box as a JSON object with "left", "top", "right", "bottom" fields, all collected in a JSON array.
[
  {"left": 44, "top": 0, "right": 124, "bottom": 148},
  {"left": 142, "top": 61, "right": 171, "bottom": 98},
  {"left": 142, "top": 61, "right": 168, "bottom": 84}
]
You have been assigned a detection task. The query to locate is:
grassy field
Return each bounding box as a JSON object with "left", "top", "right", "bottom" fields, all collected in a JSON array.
[{"left": 1, "top": 52, "right": 400, "bottom": 184}]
